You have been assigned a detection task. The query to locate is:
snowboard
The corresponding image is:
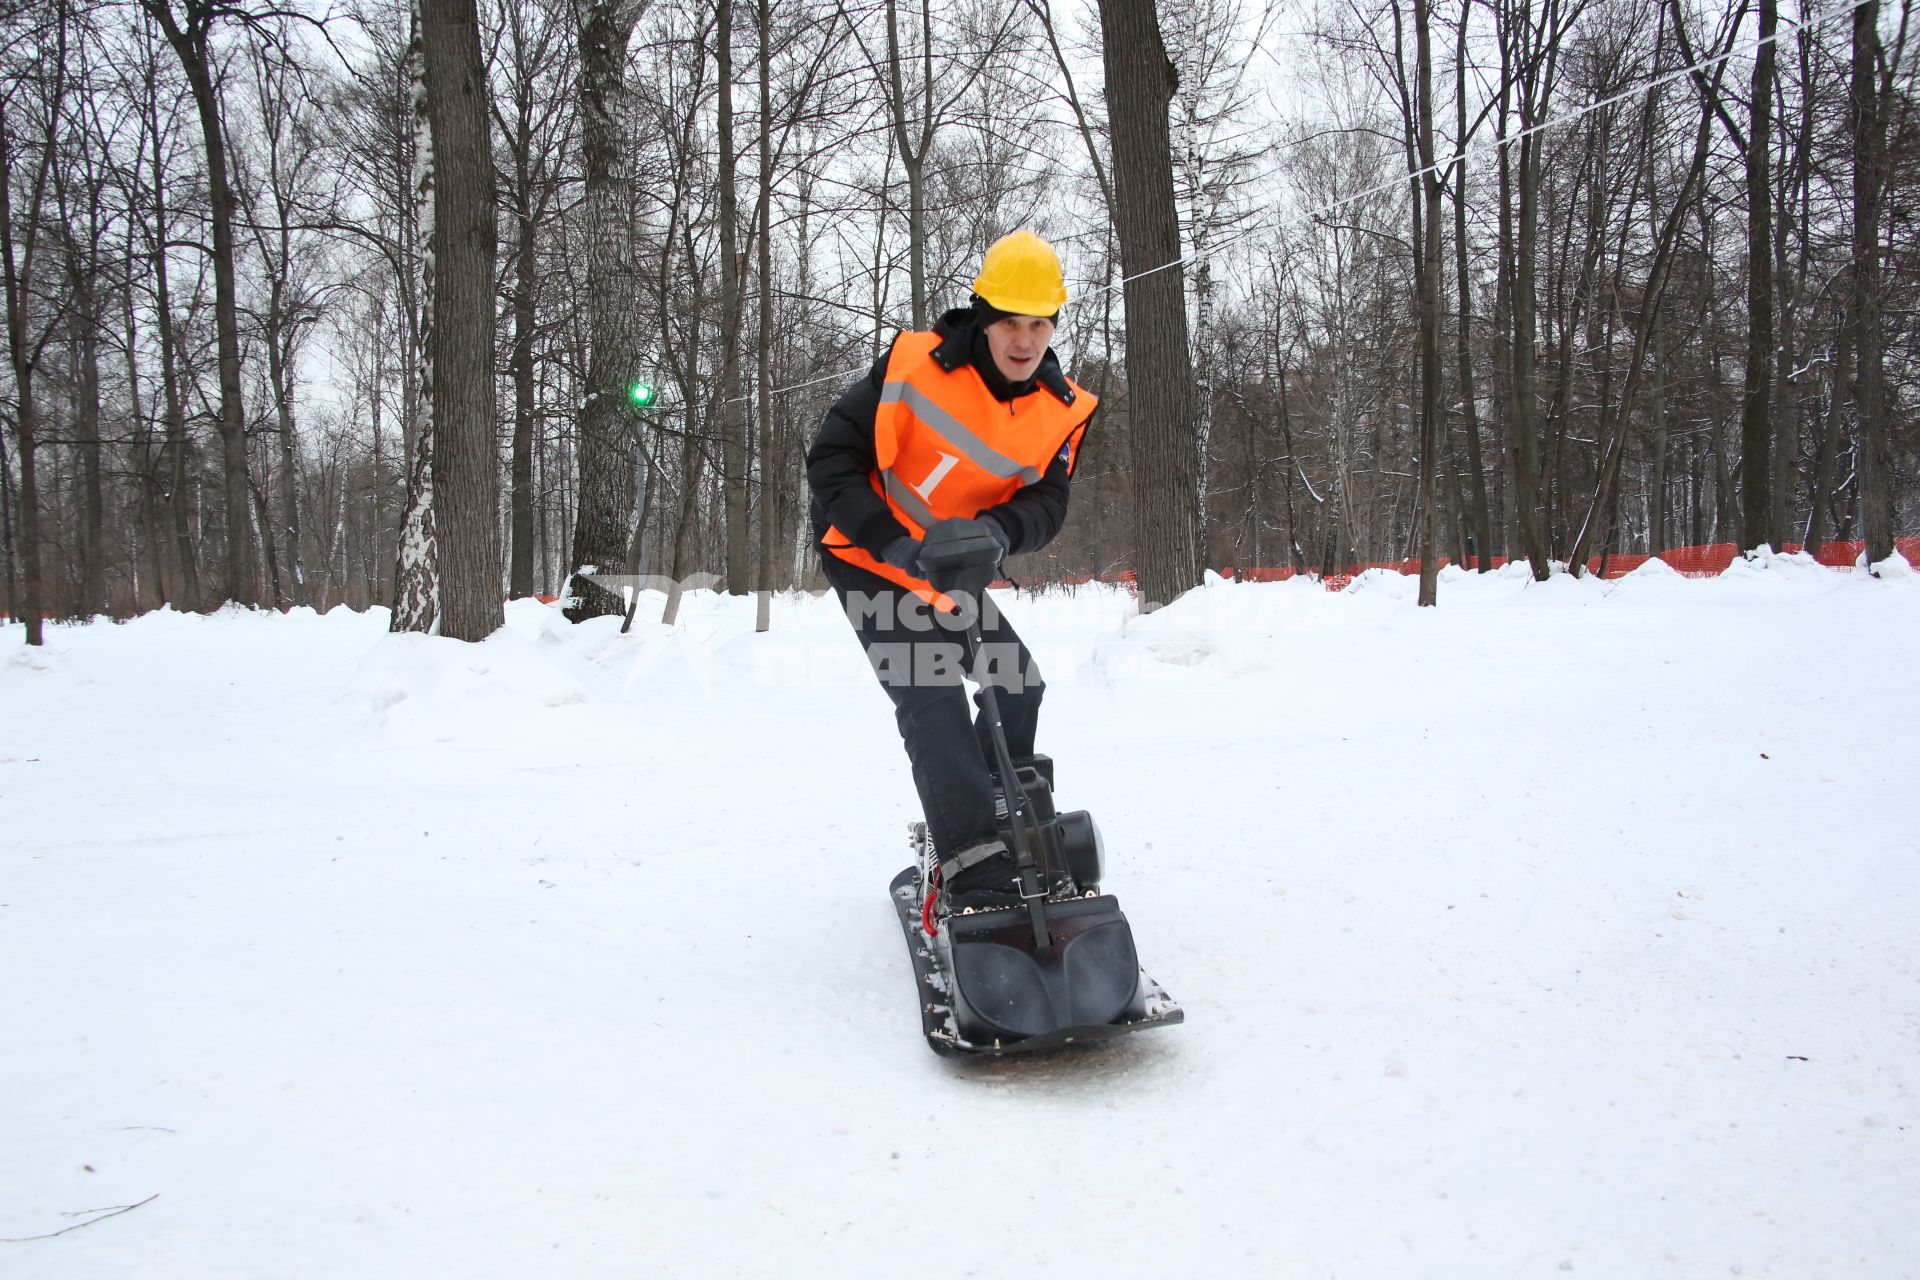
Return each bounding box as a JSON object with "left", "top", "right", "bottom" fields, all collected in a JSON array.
[{"left": 889, "top": 864, "right": 1184, "bottom": 1058}]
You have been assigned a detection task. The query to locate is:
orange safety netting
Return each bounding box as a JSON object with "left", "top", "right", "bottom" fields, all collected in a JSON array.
[{"left": 1213, "top": 537, "right": 1920, "bottom": 589}]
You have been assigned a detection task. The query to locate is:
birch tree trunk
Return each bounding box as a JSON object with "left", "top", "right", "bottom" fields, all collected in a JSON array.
[{"left": 390, "top": 0, "right": 439, "bottom": 632}]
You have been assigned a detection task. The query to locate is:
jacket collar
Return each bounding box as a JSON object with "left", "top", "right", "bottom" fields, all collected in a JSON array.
[{"left": 929, "top": 307, "right": 1077, "bottom": 407}]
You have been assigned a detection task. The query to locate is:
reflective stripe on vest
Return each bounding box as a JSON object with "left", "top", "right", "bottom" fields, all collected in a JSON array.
[{"left": 825, "top": 330, "right": 1096, "bottom": 605}]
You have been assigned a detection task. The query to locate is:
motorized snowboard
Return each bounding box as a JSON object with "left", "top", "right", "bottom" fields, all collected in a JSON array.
[{"left": 890, "top": 765, "right": 1183, "bottom": 1058}]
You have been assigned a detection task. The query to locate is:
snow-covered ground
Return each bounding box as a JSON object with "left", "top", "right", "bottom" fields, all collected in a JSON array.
[{"left": 4, "top": 554, "right": 1917, "bottom": 1278}]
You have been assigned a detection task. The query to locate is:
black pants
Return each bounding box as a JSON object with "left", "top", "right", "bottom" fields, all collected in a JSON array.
[{"left": 821, "top": 552, "right": 1043, "bottom": 859}]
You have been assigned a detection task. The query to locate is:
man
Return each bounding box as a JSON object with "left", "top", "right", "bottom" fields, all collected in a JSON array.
[{"left": 806, "top": 230, "right": 1097, "bottom": 912}]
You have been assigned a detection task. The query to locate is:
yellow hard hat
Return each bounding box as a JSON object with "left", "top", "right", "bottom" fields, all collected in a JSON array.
[{"left": 971, "top": 230, "right": 1068, "bottom": 317}]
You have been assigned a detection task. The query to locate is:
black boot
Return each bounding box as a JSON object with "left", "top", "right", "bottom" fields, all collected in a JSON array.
[{"left": 940, "top": 838, "right": 1023, "bottom": 913}]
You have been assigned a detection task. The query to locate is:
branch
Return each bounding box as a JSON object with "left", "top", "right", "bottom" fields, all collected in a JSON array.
[{"left": 1, "top": 1194, "right": 160, "bottom": 1243}]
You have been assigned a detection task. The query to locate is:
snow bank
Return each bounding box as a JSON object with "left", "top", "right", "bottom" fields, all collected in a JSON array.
[
  {"left": 1868, "top": 547, "right": 1915, "bottom": 579},
  {"left": 346, "top": 626, "right": 585, "bottom": 740},
  {"left": 2, "top": 640, "right": 78, "bottom": 684},
  {"left": 1342, "top": 566, "right": 1419, "bottom": 599},
  {"left": 1719, "top": 544, "right": 1835, "bottom": 586},
  {"left": 1085, "top": 574, "right": 1339, "bottom": 682},
  {"left": 1626, "top": 553, "right": 1683, "bottom": 579}
]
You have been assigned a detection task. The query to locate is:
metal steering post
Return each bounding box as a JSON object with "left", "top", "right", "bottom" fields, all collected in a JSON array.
[{"left": 962, "top": 601, "right": 1052, "bottom": 950}]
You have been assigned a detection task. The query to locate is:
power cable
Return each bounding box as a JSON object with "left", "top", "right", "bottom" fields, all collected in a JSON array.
[{"left": 717, "top": 0, "right": 1875, "bottom": 408}]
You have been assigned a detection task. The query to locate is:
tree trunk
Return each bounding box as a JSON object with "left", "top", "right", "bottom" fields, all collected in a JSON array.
[
  {"left": 754, "top": 0, "right": 777, "bottom": 632},
  {"left": 1493, "top": 76, "right": 1516, "bottom": 559},
  {"left": 1772, "top": 26, "right": 1814, "bottom": 547},
  {"left": 1649, "top": 312, "right": 1670, "bottom": 555},
  {"left": 420, "top": 0, "right": 502, "bottom": 640},
  {"left": 1098, "top": 0, "right": 1202, "bottom": 610},
  {"left": 264, "top": 283, "right": 303, "bottom": 607},
  {"left": 143, "top": 0, "right": 258, "bottom": 607},
  {"left": 1738, "top": 0, "right": 1776, "bottom": 552},
  {"left": 1453, "top": 0, "right": 1493, "bottom": 570},
  {"left": 509, "top": 163, "right": 537, "bottom": 599},
  {"left": 717, "top": 0, "right": 750, "bottom": 594},
  {"left": 1409, "top": 0, "right": 1444, "bottom": 606},
  {"left": 68, "top": 250, "right": 106, "bottom": 616},
  {"left": 1851, "top": 0, "right": 1894, "bottom": 567},
  {"left": 0, "top": 19, "right": 67, "bottom": 645},
  {"left": 1803, "top": 329, "right": 1846, "bottom": 560},
  {"left": 141, "top": 56, "right": 201, "bottom": 608},
  {"left": 565, "top": 0, "right": 648, "bottom": 622},
  {"left": 122, "top": 254, "right": 168, "bottom": 611},
  {"left": 0, "top": 415, "right": 16, "bottom": 622},
  {"left": 1498, "top": 6, "right": 1553, "bottom": 577}
]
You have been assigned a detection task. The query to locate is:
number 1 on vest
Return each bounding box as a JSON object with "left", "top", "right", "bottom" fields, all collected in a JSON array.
[{"left": 912, "top": 452, "right": 961, "bottom": 501}]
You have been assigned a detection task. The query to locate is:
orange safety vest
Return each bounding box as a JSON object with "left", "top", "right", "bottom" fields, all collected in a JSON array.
[{"left": 824, "top": 331, "right": 1097, "bottom": 605}]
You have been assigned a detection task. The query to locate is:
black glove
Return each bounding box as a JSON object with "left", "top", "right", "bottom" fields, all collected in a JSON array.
[
  {"left": 923, "top": 517, "right": 1006, "bottom": 563},
  {"left": 879, "top": 536, "right": 924, "bottom": 573},
  {"left": 917, "top": 517, "right": 1005, "bottom": 600}
]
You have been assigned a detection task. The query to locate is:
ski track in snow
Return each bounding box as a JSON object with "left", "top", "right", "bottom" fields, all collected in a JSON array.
[{"left": 3, "top": 556, "right": 1918, "bottom": 1277}]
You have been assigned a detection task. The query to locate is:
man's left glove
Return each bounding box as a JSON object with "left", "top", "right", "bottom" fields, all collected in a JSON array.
[{"left": 879, "top": 535, "right": 924, "bottom": 573}]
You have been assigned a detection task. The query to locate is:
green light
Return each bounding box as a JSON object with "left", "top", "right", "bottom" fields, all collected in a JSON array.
[{"left": 628, "top": 381, "right": 658, "bottom": 409}]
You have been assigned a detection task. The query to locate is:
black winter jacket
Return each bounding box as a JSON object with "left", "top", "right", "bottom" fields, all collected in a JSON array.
[{"left": 805, "top": 307, "right": 1089, "bottom": 559}]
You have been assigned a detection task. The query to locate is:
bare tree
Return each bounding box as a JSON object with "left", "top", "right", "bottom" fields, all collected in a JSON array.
[
  {"left": 0, "top": 0, "right": 71, "bottom": 645},
  {"left": 1850, "top": 0, "right": 1906, "bottom": 568},
  {"left": 125, "top": 13, "right": 204, "bottom": 607},
  {"left": 1494, "top": 0, "right": 1586, "bottom": 579},
  {"left": 853, "top": 0, "right": 1023, "bottom": 329},
  {"left": 140, "top": 0, "right": 273, "bottom": 607},
  {"left": 1672, "top": 0, "right": 1777, "bottom": 552},
  {"left": 52, "top": 33, "right": 116, "bottom": 618},
  {"left": 489, "top": 0, "right": 575, "bottom": 600},
  {"left": 235, "top": 33, "right": 338, "bottom": 607},
  {"left": 1405, "top": 0, "right": 1445, "bottom": 604},
  {"left": 716, "top": 0, "right": 749, "bottom": 594},
  {"left": 1567, "top": 14, "right": 1729, "bottom": 573},
  {"left": 1450, "top": 0, "right": 1494, "bottom": 571}
]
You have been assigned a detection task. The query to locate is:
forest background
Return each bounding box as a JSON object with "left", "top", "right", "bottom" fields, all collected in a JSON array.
[{"left": 1, "top": 0, "right": 1913, "bottom": 640}]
